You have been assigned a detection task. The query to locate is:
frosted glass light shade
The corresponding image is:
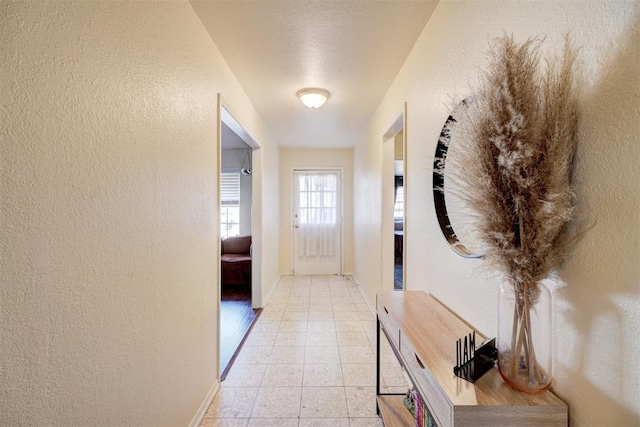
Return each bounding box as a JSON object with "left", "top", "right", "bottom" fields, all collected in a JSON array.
[{"left": 297, "top": 88, "right": 330, "bottom": 109}]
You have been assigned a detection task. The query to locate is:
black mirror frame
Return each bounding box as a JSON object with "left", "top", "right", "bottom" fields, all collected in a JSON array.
[{"left": 432, "top": 98, "right": 483, "bottom": 259}]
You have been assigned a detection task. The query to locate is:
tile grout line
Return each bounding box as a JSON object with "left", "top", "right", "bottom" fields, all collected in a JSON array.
[{"left": 211, "top": 276, "right": 385, "bottom": 426}]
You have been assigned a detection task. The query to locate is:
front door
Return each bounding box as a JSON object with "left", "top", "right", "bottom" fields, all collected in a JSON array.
[{"left": 292, "top": 170, "right": 342, "bottom": 275}]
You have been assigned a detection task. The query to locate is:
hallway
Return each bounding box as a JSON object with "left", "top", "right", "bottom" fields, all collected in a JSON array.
[{"left": 201, "top": 275, "right": 408, "bottom": 426}]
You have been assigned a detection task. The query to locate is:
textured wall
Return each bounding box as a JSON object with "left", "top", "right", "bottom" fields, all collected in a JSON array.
[
  {"left": 354, "top": 1, "right": 639, "bottom": 425},
  {"left": 254, "top": 134, "right": 282, "bottom": 306},
  {"left": 278, "top": 148, "right": 355, "bottom": 275},
  {"left": 0, "top": 0, "right": 275, "bottom": 425}
]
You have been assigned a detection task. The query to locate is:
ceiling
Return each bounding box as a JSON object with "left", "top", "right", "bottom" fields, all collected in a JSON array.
[
  {"left": 221, "top": 122, "right": 251, "bottom": 150},
  {"left": 191, "top": 0, "right": 438, "bottom": 149}
]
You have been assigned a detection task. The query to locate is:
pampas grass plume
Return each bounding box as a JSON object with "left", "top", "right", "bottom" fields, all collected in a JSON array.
[{"left": 450, "top": 34, "right": 580, "bottom": 294}]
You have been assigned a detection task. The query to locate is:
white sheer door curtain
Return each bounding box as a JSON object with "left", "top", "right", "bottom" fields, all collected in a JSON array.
[{"left": 293, "top": 170, "right": 341, "bottom": 275}]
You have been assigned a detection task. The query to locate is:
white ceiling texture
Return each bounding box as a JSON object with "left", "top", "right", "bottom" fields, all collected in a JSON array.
[{"left": 191, "top": 1, "right": 438, "bottom": 149}]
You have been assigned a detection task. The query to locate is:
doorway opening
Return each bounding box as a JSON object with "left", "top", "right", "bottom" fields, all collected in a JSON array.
[
  {"left": 382, "top": 105, "right": 407, "bottom": 291},
  {"left": 218, "top": 102, "right": 261, "bottom": 379}
]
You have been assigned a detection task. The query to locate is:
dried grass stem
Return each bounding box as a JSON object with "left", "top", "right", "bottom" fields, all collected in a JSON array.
[{"left": 450, "top": 34, "right": 579, "bottom": 289}]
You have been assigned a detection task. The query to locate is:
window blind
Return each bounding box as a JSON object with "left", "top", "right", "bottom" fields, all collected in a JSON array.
[{"left": 220, "top": 172, "right": 240, "bottom": 206}]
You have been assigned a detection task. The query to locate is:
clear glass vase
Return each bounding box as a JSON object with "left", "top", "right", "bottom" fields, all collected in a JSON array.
[{"left": 497, "top": 280, "right": 552, "bottom": 394}]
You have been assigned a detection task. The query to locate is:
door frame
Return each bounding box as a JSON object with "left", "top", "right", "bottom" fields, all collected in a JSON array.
[
  {"left": 290, "top": 167, "right": 344, "bottom": 275},
  {"left": 216, "top": 94, "right": 262, "bottom": 377},
  {"left": 381, "top": 103, "right": 407, "bottom": 292}
]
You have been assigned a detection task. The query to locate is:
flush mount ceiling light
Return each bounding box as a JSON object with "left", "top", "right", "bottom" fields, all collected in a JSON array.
[{"left": 297, "top": 88, "right": 330, "bottom": 109}]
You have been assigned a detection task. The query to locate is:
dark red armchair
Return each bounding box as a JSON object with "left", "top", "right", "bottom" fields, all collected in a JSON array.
[{"left": 221, "top": 235, "right": 252, "bottom": 286}]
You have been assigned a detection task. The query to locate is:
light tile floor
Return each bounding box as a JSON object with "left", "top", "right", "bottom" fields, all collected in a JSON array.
[{"left": 201, "top": 275, "right": 408, "bottom": 427}]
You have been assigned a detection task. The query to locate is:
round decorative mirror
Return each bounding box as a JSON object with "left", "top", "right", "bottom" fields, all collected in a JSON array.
[{"left": 432, "top": 98, "right": 483, "bottom": 259}]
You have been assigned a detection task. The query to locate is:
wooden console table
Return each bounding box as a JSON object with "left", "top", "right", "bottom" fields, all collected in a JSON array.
[{"left": 376, "top": 291, "right": 568, "bottom": 426}]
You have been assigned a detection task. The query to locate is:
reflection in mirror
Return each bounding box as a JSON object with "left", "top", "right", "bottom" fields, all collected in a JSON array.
[
  {"left": 393, "top": 130, "right": 404, "bottom": 290},
  {"left": 432, "top": 98, "right": 483, "bottom": 259}
]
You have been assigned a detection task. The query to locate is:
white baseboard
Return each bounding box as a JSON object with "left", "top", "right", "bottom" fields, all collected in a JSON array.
[
  {"left": 189, "top": 379, "right": 220, "bottom": 427},
  {"left": 351, "top": 274, "right": 376, "bottom": 317},
  {"left": 260, "top": 274, "right": 282, "bottom": 307}
]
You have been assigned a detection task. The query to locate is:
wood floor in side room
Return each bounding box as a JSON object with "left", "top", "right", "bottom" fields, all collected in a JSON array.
[{"left": 221, "top": 284, "right": 260, "bottom": 379}]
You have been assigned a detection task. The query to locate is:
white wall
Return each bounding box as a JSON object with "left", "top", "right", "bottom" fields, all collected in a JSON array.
[
  {"left": 0, "top": 1, "right": 278, "bottom": 425},
  {"left": 354, "top": 1, "right": 639, "bottom": 426},
  {"left": 394, "top": 130, "right": 404, "bottom": 161},
  {"left": 221, "top": 149, "right": 253, "bottom": 235},
  {"left": 255, "top": 134, "right": 281, "bottom": 306},
  {"left": 279, "top": 148, "right": 354, "bottom": 275}
]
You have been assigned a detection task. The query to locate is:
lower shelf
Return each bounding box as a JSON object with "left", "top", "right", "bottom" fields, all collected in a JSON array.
[{"left": 377, "top": 395, "right": 414, "bottom": 427}]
